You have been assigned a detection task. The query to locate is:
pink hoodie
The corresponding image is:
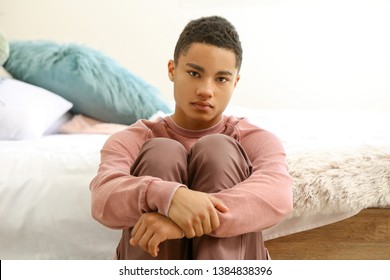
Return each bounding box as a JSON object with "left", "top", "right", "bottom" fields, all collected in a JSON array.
[{"left": 90, "top": 115, "right": 293, "bottom": 238}]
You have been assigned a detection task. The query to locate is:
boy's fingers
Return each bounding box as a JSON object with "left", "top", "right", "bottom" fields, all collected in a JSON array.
[
  {"left": 129, "top": 237, "right": 137, "bottom": 246},
  {"left": 209, "top": 207, "right": 221, "bottom": 231},
  {"left": 137, "top": 230, "right": 155, "bottom": 253},
  {"left": 130, "top": 221, "right": 146, "bottom": 246},
  {"left": 147, "top": 235, "right": 162, "bottom": 257},
  {"left": 209, "top": 196, "right": 229, "bottom": 213}
]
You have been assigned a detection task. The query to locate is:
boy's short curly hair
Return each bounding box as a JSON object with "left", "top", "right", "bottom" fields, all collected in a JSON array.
[{"left": 173, "top": 16, "right": 243, "bottom": 70}]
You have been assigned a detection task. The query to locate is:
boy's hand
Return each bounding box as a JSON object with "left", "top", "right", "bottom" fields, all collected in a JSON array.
[
  {"left": 130, "top": 212, "right": 184, "bottom": 257},
  {"left": 168, "top": 187, "right": 229, "bottom": 238}
]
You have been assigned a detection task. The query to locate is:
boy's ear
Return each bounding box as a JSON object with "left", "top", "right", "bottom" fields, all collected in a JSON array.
[
  {"left": 234, "top": 74, "right": 240, "bottom": 88},
  {"left": 168, "top": 60, "right": 175, "bottom": 82}
]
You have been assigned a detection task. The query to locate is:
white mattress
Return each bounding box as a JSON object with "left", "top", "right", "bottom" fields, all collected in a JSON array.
[{"left": 1, "top": 109, "right": 389, "bottom": 259}]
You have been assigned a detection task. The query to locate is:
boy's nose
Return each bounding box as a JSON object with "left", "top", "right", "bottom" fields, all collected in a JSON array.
[{"left": 196, "top": 80, "right": 214, "bottom": 98}]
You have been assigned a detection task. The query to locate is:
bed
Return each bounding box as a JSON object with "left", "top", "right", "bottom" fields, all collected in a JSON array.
[
  {"left": 1, "top": 104, "right": 389, "bottom": 259},
  {"left": 1, "top": 41, "right": 389, "bottom": 260}
]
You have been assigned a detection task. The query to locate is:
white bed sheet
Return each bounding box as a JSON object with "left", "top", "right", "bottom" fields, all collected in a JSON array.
[
  {"left": 1, "top": 108, "right": 389, "bottom": 259},
  {"left": 0, "top": 134, "right": 120, "bottom": 259}
]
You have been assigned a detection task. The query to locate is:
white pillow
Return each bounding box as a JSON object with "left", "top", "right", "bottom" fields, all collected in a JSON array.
[{"left": 0, "top": 78, "right": 73, "bottom": 140}]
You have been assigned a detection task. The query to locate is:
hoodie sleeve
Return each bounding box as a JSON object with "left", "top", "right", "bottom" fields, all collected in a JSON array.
[
  {"left": 209, "top": 122, "right": 293, "bottom": 238},
  {"left": 89, "top": 123, "right": 183, "bottom": 229}
]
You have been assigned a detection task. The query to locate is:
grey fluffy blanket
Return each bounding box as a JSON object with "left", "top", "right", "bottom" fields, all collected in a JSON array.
[{"left": 287, "top": 145, "right": 390, "bottom": 217}]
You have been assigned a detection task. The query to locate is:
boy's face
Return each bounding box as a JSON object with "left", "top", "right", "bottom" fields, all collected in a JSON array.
[{"left": 168, "top": 43, "right": 240, "bottom": 130}]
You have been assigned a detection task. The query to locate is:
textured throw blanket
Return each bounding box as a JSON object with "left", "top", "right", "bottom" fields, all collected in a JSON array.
[{"left": 288, "top": 145, "right": 390, "bottom": 217}]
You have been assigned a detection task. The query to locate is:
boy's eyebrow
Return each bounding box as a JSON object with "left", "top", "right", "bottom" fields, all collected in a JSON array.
[
  {"left": 186, "top": 63, "right": 205, "bottom": 73},
  {"left": 186, "top": 63, "right": 233, "bottom": 76}
]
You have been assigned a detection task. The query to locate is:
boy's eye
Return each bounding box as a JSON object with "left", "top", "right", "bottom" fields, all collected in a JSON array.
[
  {"left": 188, "top": 71, "right": 199, "bottom": 77},
  {"left": 217, "top": 77, "right": 228, "bottom": 83}
]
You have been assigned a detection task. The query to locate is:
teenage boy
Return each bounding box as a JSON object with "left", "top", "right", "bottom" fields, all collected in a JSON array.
[{"left": 90, "top": 15, "right": 293, "bottom": 260}]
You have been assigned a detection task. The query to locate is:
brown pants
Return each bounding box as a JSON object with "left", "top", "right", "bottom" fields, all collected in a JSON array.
[{"left": 117, "top": 134, "right": 268, "bottom": 259}]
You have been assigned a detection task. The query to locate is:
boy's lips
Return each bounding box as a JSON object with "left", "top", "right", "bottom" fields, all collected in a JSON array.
[
  {"left": 191, "top": 101, "right": 213, "bottom": 111},
  {"left": 191, "top": 101, "right": 213, "bottom": 107}
]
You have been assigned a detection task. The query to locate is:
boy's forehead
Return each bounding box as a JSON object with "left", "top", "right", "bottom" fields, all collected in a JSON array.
[{"left": 178, "top": 43, "right": 238, "bottom": 69}]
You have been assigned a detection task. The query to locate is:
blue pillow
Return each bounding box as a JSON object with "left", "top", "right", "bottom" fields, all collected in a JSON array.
[{"left": 4, "top": 41, "right": 171, "bottom": 124}]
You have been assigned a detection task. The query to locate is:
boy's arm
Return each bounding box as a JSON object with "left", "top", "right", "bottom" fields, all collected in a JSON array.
[
  {"left": 208, "top": 128, "right": 293, "bottom": 238},
  {"left": 90, "top": 128, "right": 183, "bottom": 230}
]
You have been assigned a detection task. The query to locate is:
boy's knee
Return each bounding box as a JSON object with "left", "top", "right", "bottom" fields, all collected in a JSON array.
[
  {"left": 195, "top": 134, "right": 233, "bottom": 150},
  {"left": 188, "top": 134, "right": 251, "bottom": 191},
  {"left": 193, "top": 134, "right": 237, "bottom": 157},
  {"left": 132, "top": 138, "right": 188, "bottom": 179},
  {"left": 142, "top": 138, "right": 187, "bottom": 165},
  {"left": 144, "top": 138, "right": 187, "bottom": 155}
]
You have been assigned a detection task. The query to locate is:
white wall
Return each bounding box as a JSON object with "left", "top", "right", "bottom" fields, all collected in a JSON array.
[{"left": 1, "top": 0, "right": 389, "bottom": 112}]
